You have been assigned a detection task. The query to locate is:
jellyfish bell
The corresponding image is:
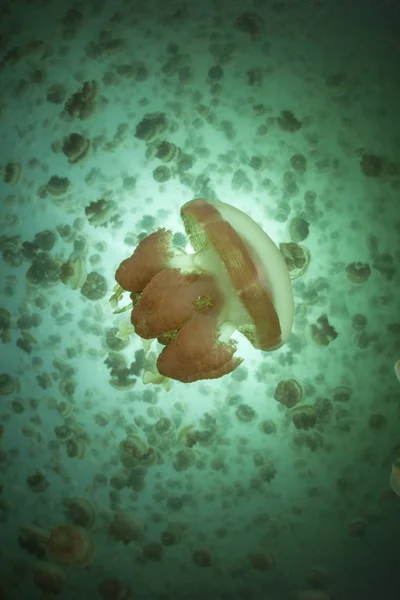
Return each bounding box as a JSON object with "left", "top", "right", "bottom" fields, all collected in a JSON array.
[
  {"left": 49, "top": 524, "right": 94, "bottom": 567},
  {"left": 113, "top": 198, "right": 294, "bottom": 383}
]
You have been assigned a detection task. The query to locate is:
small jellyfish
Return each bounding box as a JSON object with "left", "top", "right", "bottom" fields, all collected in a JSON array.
[
  {"left": 33, "top": 562, "right": 65, "bottom": 595},
  {"left": 395, "top": 360, "right": 400, "bottom": 383},
  {"left": 49, "top": 524, "right": 94, "bottom": 566},
  {"left": 390, "top": 458, "right": 400, "bottom": 497},
  {"left": 63, "top": 497, "right": 96, "bottom": 528}
]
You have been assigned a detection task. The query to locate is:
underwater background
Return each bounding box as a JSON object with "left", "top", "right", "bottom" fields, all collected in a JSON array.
[{"left": 0, "top": 0, "right": 399, "bottom": 598}]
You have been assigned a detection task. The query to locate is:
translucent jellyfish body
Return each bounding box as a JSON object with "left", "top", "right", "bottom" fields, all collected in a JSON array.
[{"left": 113, "top": 198, "right": 294, "bottom": 383}]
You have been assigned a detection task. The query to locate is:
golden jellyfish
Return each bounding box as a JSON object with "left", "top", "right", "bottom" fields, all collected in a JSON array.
[
  {"left": 141, "top": 541, "right": 163, "bottom": 562},
  {"left": 22, "top": 421, "right": 39, "bottom": 441},
  {"left": 280, "top": 242, "right": 310, "bottom": 279},
  {"left": 173, "top": 448, "right": 196, "bottom": 472},
  {"left": 32, "top": 562, "right": 65, "bottom": 595},
  {"left": 155, "top": 417, "right": 175, "bottom": 438},
  {"left": 310, "top": 314, "right": 338, "bottom": 347},
  {"left": 160, "top": 523, "right": 184, "bottom": 546},
  {"left": 60, "top": 254, "right": 87, "bottom": 290},
  {"left": 66, "top": 436, "right": 86, "bottom": 459},
  {"left": 113, "top": 198, "right": 294, "bottom": 383},
  {"left": 192, "top": 548, "right": 213, "bottom": 567},
  {"left": 119, "top": 434, "right": 149, "bottom": 467},
  {"left": 274, "top": 378, "right": 303, "bottom": 408},
  {"left": 346, "top": 261, "right": 371, "bottom": 284},
  {"left": 108, "top": 512, "right": 144, "bottom": 544},
  {"left": 351, "top": 313, "right": 367, "bottom": 331},
  {"left": 390, "top": 458, "right": 400, "bottom": 497},
  {"left": 332, "top": 385, "right": 352, "bottom": 403},
  {"left": 288, "top": 217, "right": 309, "bottom": 242},
  {"left": 48, "top": 524, "right": 94, "bottom": 567},
  {"left": 62, "top": 133, "right": 90, "bottom": 164},
  {"left": 94, "top": 411, "right": 110, "bottom": 426},
  {"left": 63, "top": 497, "right": 96, "bottom": 528},
  {"left": 196, "top": 429, "right": 215, "bottom": 447},
  {"left": 18, "top": 524, "right": 49, "bottom": 559},
  {"left": 259, "top": 419, "right": 276, "bottom": 435},
  {"left": 56, "top": 400, "right": 73, "bottom": 419},
  {"left": 248, "top": 550, "right": 276, "bottom": 571},
  {"left": 2, "top": 161, "right": 21, "bottom": 185},
  {"left": 85, "top": 198, "right": 114, "bottom": 227},
  {"left": 235, "top": 403, "right": 257, "bottom": 423},
  {"left": 27, "top": 470, "right": 49, "bottom": 493},
  {"left": 291, "top": 406, "right": 317, "bottom": 430},
  {"left": 139, "top": 445, "right": 158, "bottom": 466},
  {"left": 177, "top": 424, "right": 198, "bottom": 448},
  {"left": 98, "top": 578, "right": 131, "bottom": 600}
]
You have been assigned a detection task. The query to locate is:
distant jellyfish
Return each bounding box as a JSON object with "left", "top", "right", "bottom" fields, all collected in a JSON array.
[
  {"left": 108, "top": 512, "right": 144, "bottom": 544},
  {"left": 142, "top": 541, "right": 163, "bottom": 562},
  {"left": 49, "top": 524, "right": 94, "bottom": 567},
  {"left": 160, "top": 523, "right": 183, "bottom": 546},
  {"left": 390, "top": 458, "right": 400, "bottom": 497},
  {"left": 235, "top": 403, "right": 257, "bottom": 422},
  {"left": 63, "top": 497, "right": 96, "bottom": 528},
  {"left": 173, "top": 448, "right": 195, "bottom": 472},
  {"left": 347, "top": 518, "right": 366, "bottom": 537},
  {"left": 18, "top": 524, "right": 49, "bottom": 559},
  {"left": 98, "top": 578, "right": 131, "bottom": 600},
  {"left": 346, "top": 262, "right": 371, "bottom": 284},
  {"left": 62, "top": 133, "right": 90, "bottom": 164},
  {"left": 248, "top": 550, "right": 276, "bottom": 571},
  {"left": 395, "top": 360, "right": 400, "bottom": 383},
  {"left": 27, "top": 470, "right": 49, "bottom": 493},
  {"left": 155, "top": 417, "right": 175, "bottom": 439},
  {"left": 274, "top": 378, "right": 303, "bottom": 408},
  {"left": 3, "top": 162, "right": 21, "bottom": 185},
  {"left": 119, "top": 435, "right": 149, "bottom": 468},
  {"left": 291, "top": 406, "right": 317, "bottom": 430},
  {"left": 60, "top": 255, "right": 87, "bottom": 290},
  {"left": 280, "top": 242, "right": 310, "bottom": 279},
  {"left": 259, "top": 419, "right": 276, "bottom": 435},
  {"left": 192, "top": 548, "right": 213, "bottom": 567},
  {"left": 33, "top": 562, "right": 65, "bottom": 595},
  {"left": 368, "top": 414, "right": 387, "bottom": 431}
]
